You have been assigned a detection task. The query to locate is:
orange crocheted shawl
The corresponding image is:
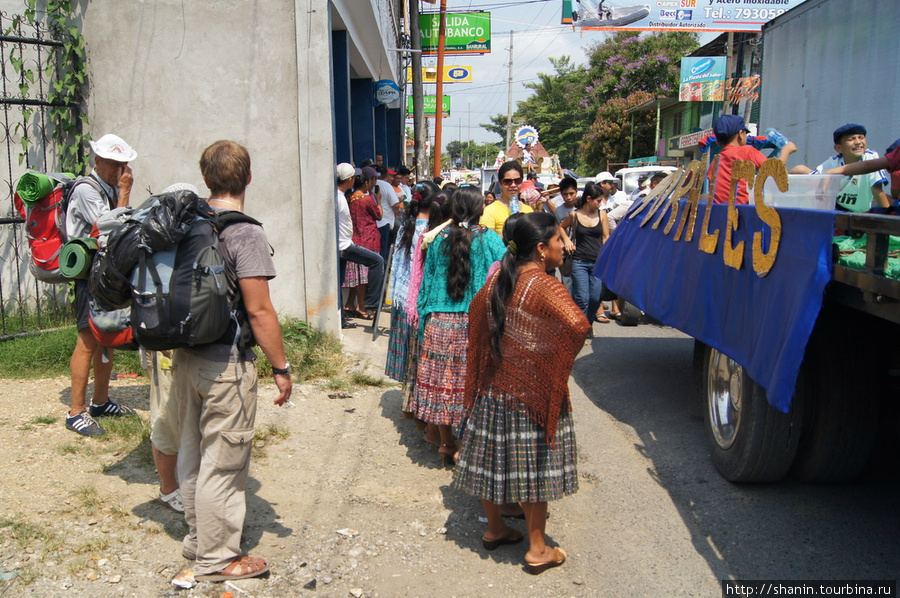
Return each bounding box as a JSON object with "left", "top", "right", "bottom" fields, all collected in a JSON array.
[{"left": 465, "top": 269, "right": 591, "bottom": 443}]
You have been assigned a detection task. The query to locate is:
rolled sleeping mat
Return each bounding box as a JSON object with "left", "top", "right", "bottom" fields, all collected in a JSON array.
[
  {"left": 59, "top": 237, "right": 99, "bottom": 279},
  {"left": 15, "top": 171, "right": 74, "bottom": 206}
]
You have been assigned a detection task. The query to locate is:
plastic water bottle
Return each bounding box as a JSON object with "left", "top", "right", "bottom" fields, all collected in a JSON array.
[
  {"left": 509, "top": 194, "right": 521, "bottom": 214},
  {"left": 763, "top": 128, "right": 789, "bottom": 150}
]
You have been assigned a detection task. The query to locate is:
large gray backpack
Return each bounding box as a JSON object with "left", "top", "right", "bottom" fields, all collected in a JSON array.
[{"left": 129, "top": 191, "right": 260, "bottom": 351}]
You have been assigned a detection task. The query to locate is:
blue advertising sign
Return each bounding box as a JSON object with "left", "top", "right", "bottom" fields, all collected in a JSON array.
[
  {"left": 678, "top": 56, "right": 727, "bottom": 101},
  {"left": 564, "top": 0, "right": 810, "bottom": 32},
  {"left": 374, "top": 80, "right": 401, "bottom": 106}
]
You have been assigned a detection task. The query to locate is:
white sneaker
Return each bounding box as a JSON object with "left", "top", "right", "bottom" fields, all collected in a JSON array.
[{"left": 158, "top": 489, "right": 184, "bottom": 513}]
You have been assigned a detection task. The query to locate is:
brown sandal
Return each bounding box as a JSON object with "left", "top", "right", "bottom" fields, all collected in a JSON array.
[
  {"left": 194, "top": 556, "right": 269, "bottom": 582},
  {"left": 482, "top": 528, "right": 525, "bottom": 551}
]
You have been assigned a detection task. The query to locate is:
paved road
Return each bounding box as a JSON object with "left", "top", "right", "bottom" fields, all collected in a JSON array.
[{"left": 346, "top": 314, "right": 900, "bottom": 595}]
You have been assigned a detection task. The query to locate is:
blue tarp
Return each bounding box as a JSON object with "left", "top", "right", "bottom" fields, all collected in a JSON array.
[{"left": 595, "top": 201, "right": 835, "bottom": 412}]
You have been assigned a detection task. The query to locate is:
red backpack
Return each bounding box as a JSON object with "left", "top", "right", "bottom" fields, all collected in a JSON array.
[{"left": 14, "top": 173, "right": 109, "bottom": 283}]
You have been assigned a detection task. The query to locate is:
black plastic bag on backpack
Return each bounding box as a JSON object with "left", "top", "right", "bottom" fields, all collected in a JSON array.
[{"left": 140, "top": 190, "right": 204, "bottom": 252}]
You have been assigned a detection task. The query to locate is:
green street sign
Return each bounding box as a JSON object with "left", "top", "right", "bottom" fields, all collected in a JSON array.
[
  {"left": 408, "top": 95, "right": 451, "bottom": 118},
  {"left": 420, "top": 12, "right": 491, "bottom": 54}
]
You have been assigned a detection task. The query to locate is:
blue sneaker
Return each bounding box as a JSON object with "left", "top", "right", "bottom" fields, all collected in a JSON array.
[
  {"left": 65, "top": 411, "right": 105, "bottom": 436},
  {"left": 89, "top": 400, "right": 136, "bottom": 418}
]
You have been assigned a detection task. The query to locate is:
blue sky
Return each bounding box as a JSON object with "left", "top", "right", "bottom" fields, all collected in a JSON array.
[{"left": 417, "top": 0, "right": 716, "bottom": 147}]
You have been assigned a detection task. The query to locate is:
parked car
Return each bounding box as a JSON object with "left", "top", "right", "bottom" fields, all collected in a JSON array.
[{"left": 613, "top": 165, "right": 677, "bottom": 195}]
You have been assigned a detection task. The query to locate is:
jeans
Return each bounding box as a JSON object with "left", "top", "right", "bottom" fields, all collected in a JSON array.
[
  {"left": 378, "top": 224, "right": 392, "bottom": 262},
  {"left": 570, "top": 258, "right": 602, "bottom": 323},
  {"left": 340, "top": 244, "right": 385, "bottom": 309}
]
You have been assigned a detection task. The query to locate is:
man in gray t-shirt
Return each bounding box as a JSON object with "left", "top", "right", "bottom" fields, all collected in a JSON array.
[{"left": 174, "top": 140, "right": 291, "bottom": 583}]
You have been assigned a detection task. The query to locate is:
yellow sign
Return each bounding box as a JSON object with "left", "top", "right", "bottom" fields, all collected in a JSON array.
[{"left": 406, "top": 65, "right": 473, "bottom": 84}]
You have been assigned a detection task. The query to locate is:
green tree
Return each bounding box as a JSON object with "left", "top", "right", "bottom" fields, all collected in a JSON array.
[
  {"left": 579, "top": 31, "right": 699, "bottom": 171},
  {"left": 445, "top": 140, "right": 502, "bottom": 170},
  {"left": 481, "top": 114, "right": 511, "bottom": 145},
  {"left": 581, "top": 90, "right": 656, "bottom": 169}
]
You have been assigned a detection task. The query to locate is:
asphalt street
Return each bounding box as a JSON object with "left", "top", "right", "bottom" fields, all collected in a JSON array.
[{"left": 344, "top": 312, "right": 900, "bottom": 594}]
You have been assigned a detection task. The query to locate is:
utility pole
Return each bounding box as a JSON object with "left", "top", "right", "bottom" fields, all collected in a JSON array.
[
  {"left": 410, "top": 0, "right": 427, "bottom": 177},
  {"left": 505, "top": 30, "right": 513, "bottom": 152},
  {"left": 432, "top": 0, "right": 448, "bottom": 178}
]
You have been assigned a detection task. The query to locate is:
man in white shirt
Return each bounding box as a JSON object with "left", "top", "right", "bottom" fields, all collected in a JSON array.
[
  {"left": 374, "top": 165, "right": 400, "bottom": 261},
  {"left": 397, "top": 167, "right": 413, "bottom": 206},
  {"left": 65, "top": 133, "right": 137, "bottom": 436},
  {"left": 795, "top": 123, "right": 889, "bottom": 212},
  {"left": 335, "top": 163, "right": 384, "bottom": 326}
]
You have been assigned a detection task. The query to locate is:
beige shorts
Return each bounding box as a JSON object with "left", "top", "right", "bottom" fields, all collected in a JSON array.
[{"left": 143, "top": 351, "right": 180, "bottom": 455}]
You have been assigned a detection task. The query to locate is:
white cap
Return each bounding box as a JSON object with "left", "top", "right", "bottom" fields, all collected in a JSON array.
[
  {"left": 336, "top": 163, "right": 355, "bottom": 181},
  {"left": 89, "top": 134, "right": 137, "bottom": 162},
  {"left": 595, "top": 171, "right": 616, "bottom": 183},
  {"left": 162, "top": 182, "right": 199, "bottom": 195}
]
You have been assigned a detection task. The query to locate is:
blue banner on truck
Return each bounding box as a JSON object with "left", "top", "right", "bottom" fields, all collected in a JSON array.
[{"left": 595, "top": 195, "right": 835, "bottom": 413}]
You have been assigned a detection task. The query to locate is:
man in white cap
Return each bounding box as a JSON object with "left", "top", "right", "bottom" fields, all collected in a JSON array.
[
  {"left": 64, "top": 133, "right": 138, "bottom": 436},
  {"left": 594, "top": 171, "right": 618, "bottom": 211},
  {"left": 335, "top": 163, "right": 384, "bottom": 327}
]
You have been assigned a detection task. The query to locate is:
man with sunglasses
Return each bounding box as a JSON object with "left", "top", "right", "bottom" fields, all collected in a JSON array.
[{"left": 480, "top": 161, "right": 533, "bottom": 235}]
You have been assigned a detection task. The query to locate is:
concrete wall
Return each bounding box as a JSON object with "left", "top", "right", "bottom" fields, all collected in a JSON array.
[
  {"left": 79, "top": 0, "right": 323, "bottom": 326},
  {"left": 0, "top": 0, "right": 403, "bottom": 336}
]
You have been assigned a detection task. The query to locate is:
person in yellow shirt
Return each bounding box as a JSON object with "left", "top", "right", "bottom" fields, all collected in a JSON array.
[{"left": 480, "top": 161, "right": 533, "bottom": 235}]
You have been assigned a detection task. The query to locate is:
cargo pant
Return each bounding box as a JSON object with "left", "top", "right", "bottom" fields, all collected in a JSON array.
[{"left": 173, "top": 350, "right": 257, "bottom": 575}]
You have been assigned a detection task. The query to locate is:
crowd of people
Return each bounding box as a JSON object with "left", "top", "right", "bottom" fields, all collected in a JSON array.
[
  {"left": 343, "top": 158, "right": 612, "bottom": 575},
  {"left": 55, "top": 115, "right": 900, "bottom": 584}
]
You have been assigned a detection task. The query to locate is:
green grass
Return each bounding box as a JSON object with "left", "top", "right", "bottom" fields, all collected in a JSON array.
[
  {"left": 73, "top": 537, "right": 110, "bottom": 554},
  {"left": 0, "top": 518, "right": 53, "bottom": 548},
  {"left": 256, "top": 423, "right": 290, "bottom": 443},
  {"left": 0, "top": 316, "right": 340, "bottom": 382},
  {"left": 29, "top": 415, "right": 57, "bottom": 425},
  {"left": 0, "top": 326, "right": 142, "bottom": 379},
  {"left": 270, "top": 317, "right": 345, "bottom": 380},
  {"left": 72, "top": 486, "right": 101, "bottom": 511},
  {"left": 0, "top": 294, "right": 74, "bottom": 337},
  {"left": 98, "top": 414, "right": 152, "bottom": 468},
  {"left": 326, "top": 378, "right": 353, "bottom": 392},
  {"left": 252, "top": 423, "right": 290, "bottom": 460},
  {"left": 351, "top": 372, "right": 386, "bottom": 387}
]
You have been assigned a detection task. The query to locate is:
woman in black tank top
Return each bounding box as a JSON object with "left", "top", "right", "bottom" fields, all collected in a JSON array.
[{"left": 559, "top": 183, "right": 610, "bottom": 325}]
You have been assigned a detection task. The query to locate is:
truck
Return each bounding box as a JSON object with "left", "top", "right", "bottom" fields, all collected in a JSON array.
[
  {"left": 593, "top": 0, "right": 900, "bottom": 484},
  {"left": 595, "top": 159, "right": 899, "bottom": 484}
]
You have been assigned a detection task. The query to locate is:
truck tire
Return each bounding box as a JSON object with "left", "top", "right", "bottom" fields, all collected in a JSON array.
[
  {"left": 790, "top": 317, "right": 881, "bottom": 483},
  {"left": 688, "top": 340, "right": 707, "bottom": 418},
  {"left": 619, "top": 301, "right": 642, "bottom": 326},
  {"left": 703, "top": 346, "right": 803, "bottom": 483}
]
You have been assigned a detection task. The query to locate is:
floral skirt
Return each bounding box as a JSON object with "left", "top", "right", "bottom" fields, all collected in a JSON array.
[
  {"left": 384, "top": 306, "right": 411, "bottom": 382},
  {"left": 452, "top": 387, "right": 578, "bottom": 503},
  {"left": 343, "top": 261, "right": 368, "bottom": 288},
  {"left": 401, "top": 328, "right": 420, "bottom": 414},
  {"left": 413, "top": 312, "right": 468, "bottom": 426}
]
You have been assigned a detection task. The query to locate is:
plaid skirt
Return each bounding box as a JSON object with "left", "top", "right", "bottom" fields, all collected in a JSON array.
[
  {"left": 452, "top": 387, "right": 578, "bottom": 503},
  {"left": 384, "top": 306, "right": 411, "bottom": 382},
  {"left": 343, "top": 261, "right": 368, "bottom": 288},
  {"left": 401, "top": 330, "right": 420, "bottom": 414},
  {"left": 413, "top": 312, "right": 469, "bottom": 425}
]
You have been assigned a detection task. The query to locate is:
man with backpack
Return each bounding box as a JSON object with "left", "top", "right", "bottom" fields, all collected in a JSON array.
[
  {"left": 174, "top": 140, "right": 292, "bottom": 582},
  {"left": 65, "top": 133, "right": 138, "bottom": 436}
]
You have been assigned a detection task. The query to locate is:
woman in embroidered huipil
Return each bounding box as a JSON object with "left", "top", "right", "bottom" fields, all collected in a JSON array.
[{"left": 415, "top": 186, "right": 507, "bottom": 466}]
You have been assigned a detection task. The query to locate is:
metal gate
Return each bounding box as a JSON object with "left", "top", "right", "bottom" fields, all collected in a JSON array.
[{"left": 0, "top": 11, "right": 86, "bottom": 337}]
